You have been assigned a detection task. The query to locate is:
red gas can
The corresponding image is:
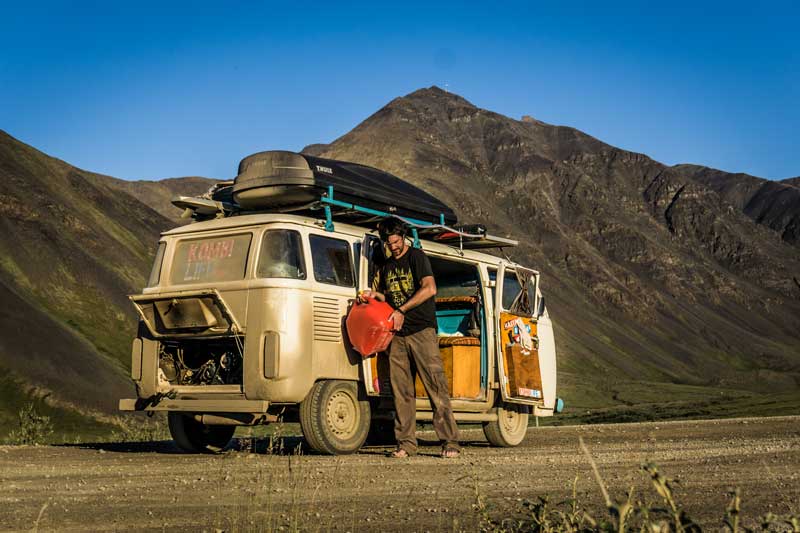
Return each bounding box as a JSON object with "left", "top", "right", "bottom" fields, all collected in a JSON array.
[{"left": 346, "top": 297, "right": 395, "bottom": 357}]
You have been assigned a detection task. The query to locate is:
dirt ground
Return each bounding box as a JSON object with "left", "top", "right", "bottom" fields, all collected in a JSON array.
[{"left": 1, "top": 416, "right": 798, "bottom": 532}]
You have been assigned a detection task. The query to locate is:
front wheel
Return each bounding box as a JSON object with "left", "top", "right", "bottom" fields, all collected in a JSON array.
[
  {"left": 299, "top": 380, "right": 370, "bottom": 455},
  {"left": 482, "top": 404, "right": 529, "bottom": 447},
  {"left": 168, "top": 412, "right": 235, "bottom": 453}
]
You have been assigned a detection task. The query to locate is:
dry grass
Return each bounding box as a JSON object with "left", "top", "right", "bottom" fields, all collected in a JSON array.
[{"left": 475, "top": 438, "right": 800, "bottom": 533}]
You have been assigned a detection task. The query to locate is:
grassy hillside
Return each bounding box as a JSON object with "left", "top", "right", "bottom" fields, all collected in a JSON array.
[{"left": 0, "top": 130, "right": 174, "bottom": 438}]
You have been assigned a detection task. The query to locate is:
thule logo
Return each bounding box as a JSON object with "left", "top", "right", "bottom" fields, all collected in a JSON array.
[{"left": 316, "top": 165, "right": 333, "bottom": 174}]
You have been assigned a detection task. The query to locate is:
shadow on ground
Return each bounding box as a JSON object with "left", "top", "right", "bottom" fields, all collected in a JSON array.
[{"left": 57, "top": 434, "right": 491, "bottom": 456}]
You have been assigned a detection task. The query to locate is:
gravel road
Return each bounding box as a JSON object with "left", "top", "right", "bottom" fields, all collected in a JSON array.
[{"left": 1, "top": 416, "right": 798, "bottom": 532}]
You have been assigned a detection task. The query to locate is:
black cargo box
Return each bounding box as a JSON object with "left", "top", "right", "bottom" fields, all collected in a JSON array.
[{"left": 231, "top": 151, "right": 457, "bottom": 225}]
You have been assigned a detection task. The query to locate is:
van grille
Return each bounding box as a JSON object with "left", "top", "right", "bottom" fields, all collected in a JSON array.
[{"left": 312, "top": 296, "right": 342, "bottom": 342}]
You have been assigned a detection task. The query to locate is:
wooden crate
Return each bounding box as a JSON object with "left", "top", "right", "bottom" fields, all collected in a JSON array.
[{"left": 415, "top": 345, "right": 481, "bottom": 399}]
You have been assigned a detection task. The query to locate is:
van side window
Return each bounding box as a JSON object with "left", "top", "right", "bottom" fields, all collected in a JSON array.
[
  {"left": 147, "top": 242, "right": 166, "bottom": 287},
  {"left": 309, "top": 234, "right": 354, "bottom": 287},
  {"left": 488, "top": 269, "right": 531, "bottom": 314},
  {"left": 429, "top": 256, "right": 480, "bottom": 298},
  {"left": 257, "top": 230, "right": 306, "bottom": 279},
  {"left": 502, "top": 271, "right": 523, "bottom": 311}
]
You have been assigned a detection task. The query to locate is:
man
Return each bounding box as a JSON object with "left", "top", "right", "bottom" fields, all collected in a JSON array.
[{"left": 361, "top": 219, "right": 460, "bottom": 458}]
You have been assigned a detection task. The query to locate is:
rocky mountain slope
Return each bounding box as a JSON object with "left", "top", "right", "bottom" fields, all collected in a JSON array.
[{"left": 674, "top": 165, "right": 800, "bottom": 247}]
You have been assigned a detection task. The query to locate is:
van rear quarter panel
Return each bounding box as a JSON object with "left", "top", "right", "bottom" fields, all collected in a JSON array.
[
  {"left": 244, "top": 286, "right": 313, "bottom": 403},
  {"left": 243, "top": 283, "right": 360, "bottom": 404}
]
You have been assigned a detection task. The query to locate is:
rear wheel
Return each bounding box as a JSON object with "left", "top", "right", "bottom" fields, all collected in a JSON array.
[
  {"left": 168, "top": 412, "right": 235, "bottom": 453},
  {"left": 483, "top": 404, "right": 529, "bottom": 447},
  {"left": 299, "top": 380, "right": 370, "bottom": 455}
]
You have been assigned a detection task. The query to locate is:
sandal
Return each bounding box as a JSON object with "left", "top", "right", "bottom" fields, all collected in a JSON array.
[
  {"left": 441, "top": 445, "right": 461, "bottom": 459},
  {"left": 388, "top": 448, "right": 415, "bottom": 458}
]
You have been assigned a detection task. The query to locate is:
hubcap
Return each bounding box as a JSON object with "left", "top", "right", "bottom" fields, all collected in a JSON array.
[
  {"left": 500, "top": 408, "right": 524, "bottom": 436},
  {"left": 326, "top": 390, "right": 359, "bottom": 438}
]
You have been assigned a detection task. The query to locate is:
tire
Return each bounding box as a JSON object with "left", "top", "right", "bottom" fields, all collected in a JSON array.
[
  {"left": 299, "top": 380, "right": 370, "bottom": 455},
  {"left": 168, "top": 412, "right": 235, "bottom": 454},
  {"left": 483, "top": 404, "right": 529, "bottom": 447}
]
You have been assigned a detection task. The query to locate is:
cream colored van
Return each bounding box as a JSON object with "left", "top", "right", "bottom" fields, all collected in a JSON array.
[{"left": 120, "top": 211, "right": 559, "bottom": 454}]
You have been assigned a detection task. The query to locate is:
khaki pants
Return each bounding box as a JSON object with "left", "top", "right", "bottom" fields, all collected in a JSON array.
[{"left": 389, "top": 327, "right": 460, "bottom": 452}]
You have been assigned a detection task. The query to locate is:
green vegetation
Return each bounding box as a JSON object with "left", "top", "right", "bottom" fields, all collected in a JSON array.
[
  {"left": 0, "top": 374, "right": 121, "bottom": 444},
  {"left": 6, "top": 403, "right": 53, "bottom": 445},
  {"left": 47, "top": 281, "right": 135, "bottom": 370},
  {"left": 548, "top": 377, "right": 800, "bottom": 426}
]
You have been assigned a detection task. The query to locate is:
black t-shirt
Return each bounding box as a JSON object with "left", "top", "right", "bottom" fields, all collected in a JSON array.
[{"left": 373, "top": 247, "right": 437, "bottom": 336}]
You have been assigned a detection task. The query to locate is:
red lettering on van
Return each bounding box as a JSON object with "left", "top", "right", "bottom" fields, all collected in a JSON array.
[{"left": 185, "top": 238, "right": 236, "bottom": 265}]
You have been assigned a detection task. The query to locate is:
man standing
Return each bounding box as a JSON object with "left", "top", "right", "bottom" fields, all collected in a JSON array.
[{"left": 361, "top": 219, "right": 460, "bottom": 458}]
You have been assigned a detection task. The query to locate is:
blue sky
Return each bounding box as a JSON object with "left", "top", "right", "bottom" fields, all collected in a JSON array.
[{"left": 1, "top": 1, "right": 797, "bottom": 180}]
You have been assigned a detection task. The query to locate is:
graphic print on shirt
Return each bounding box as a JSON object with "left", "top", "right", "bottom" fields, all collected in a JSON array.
[{"left": 384, "top": 267, "right": 415, "bottom": 308}]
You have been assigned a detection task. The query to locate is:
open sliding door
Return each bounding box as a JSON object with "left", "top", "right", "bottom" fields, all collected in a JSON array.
[
  {"left": 357, "top": 234, "right": 390, "bottom": 396},
  {"left": 494, "top": 263, "right": 543, "bottom": 406}
]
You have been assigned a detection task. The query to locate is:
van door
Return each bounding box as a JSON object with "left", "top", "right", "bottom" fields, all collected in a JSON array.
[
  {"left": 494, "top": 263, "right": 543, "bottom": 406},
  {"left": 358, "top": 234, "right": 389, "bottom": 396}
]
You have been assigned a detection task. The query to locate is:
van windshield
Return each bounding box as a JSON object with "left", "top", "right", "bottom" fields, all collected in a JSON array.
[{"left": 170, "top": 233, "right": 252, "bottom": 285}]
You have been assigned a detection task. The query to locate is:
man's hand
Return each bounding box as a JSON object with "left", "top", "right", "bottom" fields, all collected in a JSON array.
[
  {"left": 358, "top": 290, "right": 384, "bottom": 303},
  {"left": 390, "top": 310, "right": 405, "bottom": 331},
  {"left": 357, "top": 290, "right": 373, "bottom": 303}
]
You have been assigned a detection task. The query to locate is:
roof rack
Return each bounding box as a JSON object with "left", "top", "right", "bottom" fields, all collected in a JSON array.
[
  {"left": 172, "top": 196, "right": 236, "bottom": 219},
  {"left": 316, "top": 186, "right": 517, "bottom": 250},
  {"left": 171, "top": 185, "right": 518, "bottom": 250}
]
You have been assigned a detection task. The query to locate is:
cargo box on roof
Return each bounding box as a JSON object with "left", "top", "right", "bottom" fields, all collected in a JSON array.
[{"left": 231, "top": 150, "right": 458, "bottom": 226}]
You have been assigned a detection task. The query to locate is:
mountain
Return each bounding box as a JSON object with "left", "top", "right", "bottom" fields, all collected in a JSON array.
[
  {"left": 1, "top": 87, "right": 798, "bottom": 438},
  {"left": 303, "top": 87, "right": 800, "bottom": 407},
  {"left": 108, "top": 176, "right": 216, "bottom": 224}
]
